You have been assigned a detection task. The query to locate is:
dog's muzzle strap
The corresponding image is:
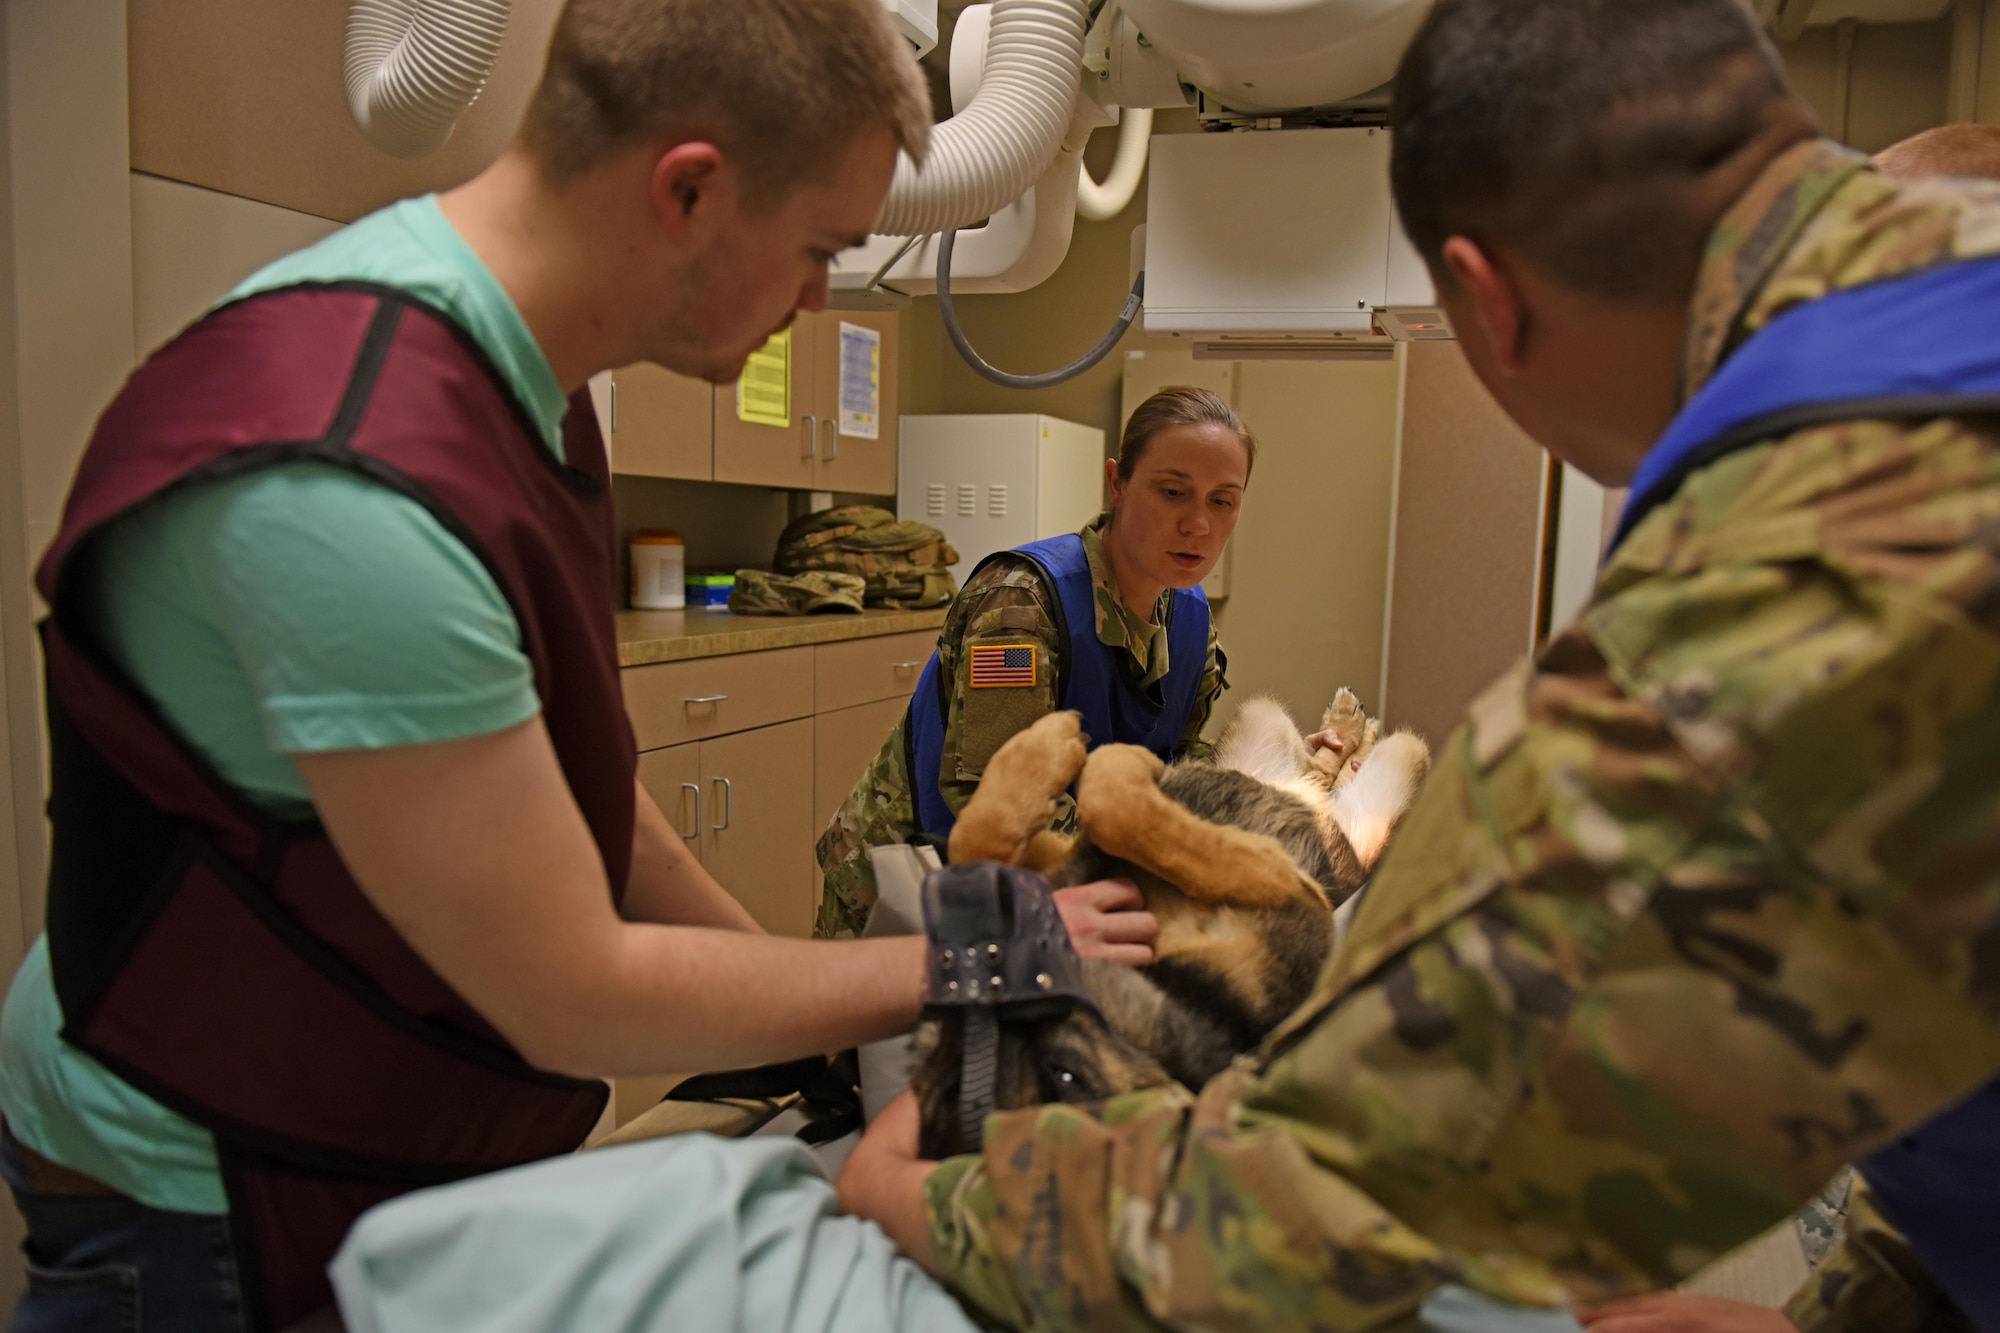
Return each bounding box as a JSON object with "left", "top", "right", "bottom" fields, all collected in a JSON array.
[{"left": 956, "top": 1006, "right": 998, "bottom": 1158}]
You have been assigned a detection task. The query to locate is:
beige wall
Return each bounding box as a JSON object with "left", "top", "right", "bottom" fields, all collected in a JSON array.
[
  {"left": 131, "top": 174, "right": 341, "bottom": 355},
  {"left": 1780, "top": 14, "right": 1954, "bottom": 151},
  {"left": 1219, "top": 357, "right": 1401, "bottom": 733},
  {"left": 128, "top": 0, "right": 563, "bottom": 221},
  {"left": 1381, "top": 342, "right": 1549, "bottom": 748},
  {"left": 0, "top": 0, "right": 137, "bottom": 1306}
]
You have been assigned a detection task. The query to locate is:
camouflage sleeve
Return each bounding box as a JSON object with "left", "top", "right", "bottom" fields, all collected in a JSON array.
[
  {"left": 1785, "top": 1175, "right": 1972, "bottom": 1333},
  {"left": 815, "top": 714, "right": 918, "bottom": 938},
  {"left": 1175, "top": 631, "right": 1228, "bottom": 762},
  {"left": 924, "top": 421, "right": 2000, "bottom": 1330}
]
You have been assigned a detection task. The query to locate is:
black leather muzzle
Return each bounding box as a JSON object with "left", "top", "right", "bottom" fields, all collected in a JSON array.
[{"left": 920, "top": 862, "right": 1096, "bottom": 1155}]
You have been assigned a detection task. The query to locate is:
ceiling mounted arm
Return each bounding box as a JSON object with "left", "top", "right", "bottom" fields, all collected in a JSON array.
[
  {"left": 873, "top": 0, "right": 1089, "bottom": 236},
  {"left": 345, "top": 0, "right": 512, "bottom": 159}
]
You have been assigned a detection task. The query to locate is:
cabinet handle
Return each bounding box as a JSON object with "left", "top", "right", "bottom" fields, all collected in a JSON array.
[
  {"left": 710, "top": 775, "right": 733, "bottom": 831},
  {"left": 890, "top": 660, "right": 923, "bottom": 671},
  {"left": 822, "top": 418, "right": 838, "bottom": 461},
  {"left": 678, "top": 781, "right": 701, "bottom": 841},
  {"left": 800, "top": 415, "right": 816, "bottom": 460},
  {"left": 683, "top": 694, "right": 728, "bottom": 707},
  {"left": 610, "top": 377, "right": 619, "bottom": 431}
]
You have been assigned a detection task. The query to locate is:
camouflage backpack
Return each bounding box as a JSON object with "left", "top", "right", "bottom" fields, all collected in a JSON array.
[{"left": 773, "top": 506, "right": 960, "bottom": 609}]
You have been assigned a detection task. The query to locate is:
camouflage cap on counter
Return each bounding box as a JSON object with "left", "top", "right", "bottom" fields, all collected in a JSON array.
[{"left": 728, "top": 569, "right": 867, "bottom": 616}]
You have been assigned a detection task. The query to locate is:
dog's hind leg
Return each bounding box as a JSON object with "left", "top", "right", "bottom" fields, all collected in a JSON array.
[
  {"left": 948, "top": 711, "right": 1087, "bottom": 869},
  {"left": 1076, "top": 746, "right": 1326, "bottom": 911},
  {"left": 1329, "top": 730, "right": 1431, "bottom": 867}
]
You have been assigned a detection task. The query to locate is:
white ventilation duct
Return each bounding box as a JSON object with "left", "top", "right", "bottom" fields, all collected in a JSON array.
[
  {"left": 345, "top": 0, "right": 512, "bottom": 159},
  {"left": 1076, "top": 107, "right": 1152, "bottom": 221},
  {"left": 874, "top": 0, "right": 1088, "bottom": 236}
]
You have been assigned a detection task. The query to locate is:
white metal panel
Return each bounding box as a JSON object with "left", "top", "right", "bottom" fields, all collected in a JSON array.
[
  {"left": 898, "top": 415, "right": 1039, "bottom": 572},
  {"left": 1144, "top": 127, "right": 1393, "bottom": 337},
  {"left": 1035, "top": 416, "right": 1108, "bottom": 540},
  {"left": 899, "top": 414, "right": 1105, "bottom": 575}
]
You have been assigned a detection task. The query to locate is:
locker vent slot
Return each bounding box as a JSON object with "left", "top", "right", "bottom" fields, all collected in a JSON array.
[
  {"left": 988, "top": 485, "right": 1009, "bottom": 518},
  {"left": 958, "top": 484, "right": 977, "bottom": 517},
  {"left": 926, "top": 483, "right": 946, "bottom": 518}
]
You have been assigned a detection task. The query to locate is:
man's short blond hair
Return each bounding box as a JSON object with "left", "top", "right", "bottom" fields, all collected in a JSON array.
[
  {"left": 521, "top": 0, "right": 932, "bottom": 205},
  {"left": 1874, "top": 123, "right": 2000, "bottom": 184}
]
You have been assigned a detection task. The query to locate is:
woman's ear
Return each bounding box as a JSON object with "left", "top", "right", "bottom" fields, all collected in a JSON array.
[{"left": 1103, "top": 456, "right": 1121, "bottom": 510}]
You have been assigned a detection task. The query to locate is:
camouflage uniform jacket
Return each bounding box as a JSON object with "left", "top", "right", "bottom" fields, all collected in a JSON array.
[
  {"left": 814, "top": 518, "right": 1227, "bottom": 938},
  {"left": 923, "top": 139, "right": 2000, "bottom": 1331}
]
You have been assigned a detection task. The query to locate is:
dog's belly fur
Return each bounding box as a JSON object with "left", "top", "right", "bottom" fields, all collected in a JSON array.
[{"left": 1058, "top": 765, "right": 1354, "bottom": 1088}]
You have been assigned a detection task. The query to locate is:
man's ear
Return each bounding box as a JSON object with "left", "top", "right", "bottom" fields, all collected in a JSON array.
[
  {"left": 1440, "top": 236, "right": 1527, "bottom": 373},
  {"left": 649, "top": 141, "right": 730, "bottom": 243}
]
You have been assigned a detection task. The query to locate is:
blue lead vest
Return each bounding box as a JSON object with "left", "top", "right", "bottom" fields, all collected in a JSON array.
[
  {"left": 907, "top": 533, "right": 1209, "bottom": 838},
  {"left": 1612, "top": 253, "right": 2000, "bottom": 1332}
]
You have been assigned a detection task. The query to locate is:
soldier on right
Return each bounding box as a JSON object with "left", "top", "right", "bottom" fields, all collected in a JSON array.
[{"left": 837, "top": 1, "right": 2000, "bottom": 1329}]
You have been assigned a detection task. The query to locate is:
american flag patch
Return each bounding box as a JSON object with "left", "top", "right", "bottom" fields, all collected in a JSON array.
[{"left": 969, "top": 644, "right": 1037, "bottom": 688}]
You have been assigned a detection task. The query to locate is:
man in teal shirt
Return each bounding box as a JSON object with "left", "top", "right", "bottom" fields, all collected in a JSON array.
[{"left": 0, "top": 3, "right": 1148, "bottom": 1327}]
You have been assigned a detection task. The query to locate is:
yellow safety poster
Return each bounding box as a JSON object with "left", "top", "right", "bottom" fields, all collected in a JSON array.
[{"left": 736, "top": 327, "right": 790, "bottom": 427}]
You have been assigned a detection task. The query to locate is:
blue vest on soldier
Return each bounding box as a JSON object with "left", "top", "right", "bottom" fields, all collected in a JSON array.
[
  {"left": 1614, "top": 253, "right": 2000, "bottom": 1332},
  {"left": 906, "top": 533, "right": 1210, "bottom": 838}
]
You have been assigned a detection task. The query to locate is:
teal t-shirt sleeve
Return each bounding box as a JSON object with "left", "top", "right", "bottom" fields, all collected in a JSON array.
[{"left": 93, "top": 460, "right": 540, "bottom": 788}]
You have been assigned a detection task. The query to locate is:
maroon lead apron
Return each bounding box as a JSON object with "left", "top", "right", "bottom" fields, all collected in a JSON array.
[{"left": 34, "top": 283, "right": 636, "bottom": 1328}]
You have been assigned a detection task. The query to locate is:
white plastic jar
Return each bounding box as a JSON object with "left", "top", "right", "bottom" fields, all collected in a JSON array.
[{"left": 629, "top": 530, "right": 686, "bottom": 610}]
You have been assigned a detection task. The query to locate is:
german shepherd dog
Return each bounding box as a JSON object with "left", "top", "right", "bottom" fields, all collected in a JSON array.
[{"left": 912, "top": 691, "right": 1430, "bottom": 1157}]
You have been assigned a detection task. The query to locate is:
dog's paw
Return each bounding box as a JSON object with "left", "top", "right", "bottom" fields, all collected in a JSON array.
[
  {"left": 1074, "top": 745, "right": 1167, "bottom": 853},
  {"left": 1311, "top": 689, "right": 1376, "bottom": 777},
  {"left": 984, "top": 710, "right": 1088, "bottom": 795},
  {"left": 948, "top": 712, "right": 1087, "bottom": 865}
]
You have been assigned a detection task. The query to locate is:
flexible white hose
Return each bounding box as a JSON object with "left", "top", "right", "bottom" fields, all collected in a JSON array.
[
  {"left": 875, "top": 0, "right": 1088, "bottom": 236},
  {"left": 345, "top": 0, "right": 511, "bottom": 159},
  {"left": 1076, "top": 107, "right": 1152, "bottom": 221}
]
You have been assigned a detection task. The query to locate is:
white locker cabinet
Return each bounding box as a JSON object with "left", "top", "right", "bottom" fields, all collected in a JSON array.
[{"left": 897, "top": 414, "right": 1106, "bottom": 573}]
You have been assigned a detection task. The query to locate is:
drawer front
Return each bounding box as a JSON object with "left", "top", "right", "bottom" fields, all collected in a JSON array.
[
  {"left": 813, "top": 629, "right": 936, "bottom": 713},
  {"left": 624, "top": 646, "right": 812, "bottom": 750}
]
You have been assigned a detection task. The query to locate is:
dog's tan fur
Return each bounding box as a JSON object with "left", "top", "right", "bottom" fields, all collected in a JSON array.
[{"left": 916, "top": 691, "right": 1429, "bottom": 1156}]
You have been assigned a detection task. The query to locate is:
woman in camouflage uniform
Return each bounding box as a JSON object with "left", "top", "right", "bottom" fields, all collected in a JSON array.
[{"left": 815, "top": 387, "right": 1252, "bottom": 939}]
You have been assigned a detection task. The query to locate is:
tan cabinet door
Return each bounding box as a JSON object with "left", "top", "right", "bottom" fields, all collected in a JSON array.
[
  {"left": 635, "top": 742, "right": 704, "bottom": 846},
  {"left": 699, "top": 719, "right": 817, "bottom": 937},
  {"left": 713, "top": 315, "right": 818, "bottom": 488},
  {"left": 813, "top": 696, "right": 909, "bottom": 827},
  {"left": 809, "top": 310, "right": 899, "bottom": 496},
  {"left": 610, "top": 364, "right": 713, "bottom": 480}
]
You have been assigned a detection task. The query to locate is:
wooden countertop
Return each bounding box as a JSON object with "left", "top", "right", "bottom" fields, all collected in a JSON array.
[{"left": 615, "top": 605, "right": 947, "bottom": 667}]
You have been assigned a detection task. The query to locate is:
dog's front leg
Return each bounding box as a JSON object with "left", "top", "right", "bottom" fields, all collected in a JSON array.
[{"left": 947, "top": 711, "right": 1087, "bottom": 868}]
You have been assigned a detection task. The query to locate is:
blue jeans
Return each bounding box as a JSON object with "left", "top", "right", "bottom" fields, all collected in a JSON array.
[{"left": 0, "top": 1131, "right": 246, "bottom": 1333}]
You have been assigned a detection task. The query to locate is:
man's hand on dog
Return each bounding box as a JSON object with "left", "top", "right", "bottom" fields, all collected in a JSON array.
[{"left": 1053, "top": 878, "right": 1157, "bottom": 965}]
